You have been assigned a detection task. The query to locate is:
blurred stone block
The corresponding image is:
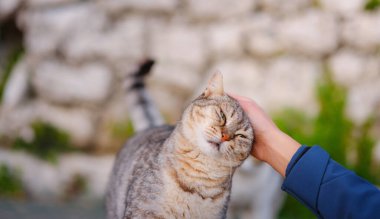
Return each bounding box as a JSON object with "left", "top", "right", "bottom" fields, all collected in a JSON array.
[
  {"left": 151, "top": 24, "right": 207, "bottom": 68},
  {"left": 62, "top": 16, "right": 144, "bottom": 63},
  {"left": 258, "top": 0, "right": 312, "bottom": 15},
  {"left": 187, "top": 0, "right": 256, "bottom": 19},
  {"left": 97, "top": 0, "right": 178, "bottom": 14},
  {"left": 347, "top": 80, "right": 380, "bottom": 124},
  {"left": 245, "top": 14, "right": 283, "bottom": 57},
  {"left": 32, "top": 59, "right": 112, "bottom": 105},
  {"left": 0, "top": 102, "right": 37, "bottom": 140},
  {"left": 0, "top": 0, "right": 22, "bottom": 21},
  {"left": 342, "top": 12, "right": 380, "bottom": 52},
  {"left": 26, "top": 0, "right": 79, "bottom": 8},
  {"left": 208, "top": 57, "right": 320, "bottom": 114},
  {"left": 208, "top": 22, "right": 244, "bottom": 58},
  {"left": 329, "top": 49, "right": 380, "bottom": 87},
  {"left": 207, "top": 59, "right": 265, "bottom": 101},
  {"left": 0, "top": 148, "right": 113, "bottom": 201},
  {"left": 279, "top": 10, "right": 338, "bottom": 57},
  {"left": 20, "top": 3, "right": 107, "bottom": 58},
  {"left": 319, "top": 0, "right": 366, "bottom": 17},
  {"left": 151, "top": 63, "right": 201, "bottom": 92},
  {"left": 2, "top": 58, "right": 29, "bottom": 110},
  {"left": 35, "top": 101, "right": 96, "bottom": 146},
  {"left": 264, "top": 56, "right": 320, "bottom": 114},
  {"left": 148, "top": 63, "right": 202, "bottom": 120}
]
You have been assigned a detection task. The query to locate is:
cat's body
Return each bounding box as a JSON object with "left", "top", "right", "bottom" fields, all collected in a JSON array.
[
  {"left": 106, "top": 60, "right": 254, "bottom": 219},
  {"left": 107, "top": 125, "right": 231, "bottom": 218}
]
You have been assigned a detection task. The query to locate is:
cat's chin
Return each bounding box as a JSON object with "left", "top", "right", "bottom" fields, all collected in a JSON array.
[
  {"left": 207, "top": 140, "right": 221, "bottom": 151},
  {"left": 196, "top": 138, "right": 223, "bottom": 157}
]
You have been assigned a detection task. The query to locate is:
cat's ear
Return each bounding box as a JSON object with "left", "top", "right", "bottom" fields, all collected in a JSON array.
[{"left": 203, "top": 72, "right": 224, "bottom": 98}]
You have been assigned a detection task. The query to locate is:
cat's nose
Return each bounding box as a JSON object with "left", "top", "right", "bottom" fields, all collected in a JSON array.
[{"left": 221, "top": 132, "right": 231, "bottom": 142}]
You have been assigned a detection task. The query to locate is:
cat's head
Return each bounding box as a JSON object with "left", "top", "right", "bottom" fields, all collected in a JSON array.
[{"left": 181, "top": 73, "right": 254, "bottom": 167}]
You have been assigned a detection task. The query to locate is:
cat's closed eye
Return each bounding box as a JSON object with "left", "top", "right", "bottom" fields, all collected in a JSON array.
[
  {"left": 235, "top": 134, "right": 247, "bottom": 139},
  {"left": 219, "top": 110, "right": 226, "bottom": 126},
  {"left": 214, "top": 108, "right": 226, "bottom": 126}
]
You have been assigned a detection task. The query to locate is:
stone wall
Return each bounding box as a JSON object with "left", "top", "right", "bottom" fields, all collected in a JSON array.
[
  {"left": 1, "top": 0, "right": 380, "bottom": 200},
  {"left": 2, "top": 0, "right": 380, "bottom": 146}
]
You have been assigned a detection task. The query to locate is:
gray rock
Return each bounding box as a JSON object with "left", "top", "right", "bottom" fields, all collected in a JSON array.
[
  {"left": 62, "top": 16, "right": 144, "bottom": 63},
  {"left": 264, "top": 56, "right": 321, "bottom": 114},
  {"left": 26, "top": 0, "right": 79, "bottom": 8},
  {"left": 319, "top": 0, "right": 366, "bottom": 17},
  {"left": 2, "top": 58, "right": 29, "bottom": 110},
  {"left": 151, "top": 63, "right": 201, "bottom": 92},
  {"left": 0, "top": 102, "right": 37, "bottom": 141},
  {"left": 347, "top": 80, "right": 380, "bottom": 124},
  {"left": 148, "top": 63, "right": 202, "bottom": 120},
  {"left": 32, "top": 59, "right": 112, "bottom": 105},
  {"left": 20, "top": 3, "right": 107, "bottom": 58},
  {"left": 342, "top": 12, "right": 380, "bottom": 52},
  {"left": 208, "top": 57, "right": 320, "bottom": 114},
  {"left": 0, "top": 0, "right": 22, "bottom": 21},
  {"left": 151, "top": 23, "right": 207, "bottom": 68},
  {"left": 34, "top": 101, "right": 96, "bottom": 146},
  {"left": 279, "top": 10, "right": 338, "bottom": 57},
  {"left": 258, "top": 0, "right": 312, "bottom": 15},
  {"left": 2, "top": 100, "right": 96, "bottom": 147},
  {"left": 0, "top": 148, "right": 114, "bottom": 201},
  {"left": 58, "top": 153, "right": 114, "bottom": 198},
  {"left": 329, "top": 49, "right": 380, "bottom": 87},
  {"left": 205, "top": 59, "right": 266, "bottom": 105},
  {"left": 97, "top": 0, "right": 178, "bottom": 14},
  {"left": 208, "top": 22, "right": 244, "bottom": 59},
  {"left": 0, "top": 148, "right": 63, "bottom": 201},
  {"left": 187, "top": 0, "right": 256, "bottom": 20},
  {"left": 245, "top": 14, "right": 283, "bottom": 57}
]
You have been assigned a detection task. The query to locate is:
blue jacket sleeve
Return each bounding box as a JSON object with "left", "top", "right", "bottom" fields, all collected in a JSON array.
[{"left": 282, "top": 146, "right": 380, "bottom": 219}]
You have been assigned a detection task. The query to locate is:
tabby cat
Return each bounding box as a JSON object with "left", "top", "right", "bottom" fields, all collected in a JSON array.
[{"left": 106, "top": 60, "right": 254, "bottom": 219}]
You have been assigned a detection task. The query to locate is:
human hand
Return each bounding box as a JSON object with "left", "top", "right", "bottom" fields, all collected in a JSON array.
[{"left": 231, "top": 94, "right": 301, "bottom": 177}]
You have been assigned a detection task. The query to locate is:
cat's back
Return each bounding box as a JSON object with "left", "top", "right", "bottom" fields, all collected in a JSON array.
[{"left": 106, "top": 125, "right": 174, "bottom": 219}]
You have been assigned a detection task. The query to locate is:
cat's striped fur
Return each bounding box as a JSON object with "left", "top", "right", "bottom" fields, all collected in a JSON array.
[{"left": 106, "top": 60, "right": 254, "bottom": 219}]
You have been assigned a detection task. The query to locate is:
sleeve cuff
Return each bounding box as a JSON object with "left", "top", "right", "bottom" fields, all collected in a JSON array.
[
  {"left": 285, "top": 145, "right": 310, "bottom": 177},
  {"left": 281, "top": 146, "right": 330, "bottom": 215}
]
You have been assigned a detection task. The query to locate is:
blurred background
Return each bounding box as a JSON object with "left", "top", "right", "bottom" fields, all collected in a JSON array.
[{"left": 1, "top": 0, "right": 380, "bottom": 218}]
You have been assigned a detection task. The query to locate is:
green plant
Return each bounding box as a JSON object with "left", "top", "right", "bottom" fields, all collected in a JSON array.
[
  {"left": 112, "top": 119, "right": 135, "bottom": 140},
  {"left": 365, "top": 0, "right": 380, "bottom": 10},
  {"left": 0, "top": 165, "right": 25, "bottom": 198},
  {"left": 276, "top": 70, "right": 379, "bottom": 218},
  {"left": 312, "top": 70, "right": 353, "bottom": 165},
  {"left": 354, "top": 117, "right": 377, "bottom": 182},
  {"left": 13, "top": 121, "right": 74, "bottom": 163}
]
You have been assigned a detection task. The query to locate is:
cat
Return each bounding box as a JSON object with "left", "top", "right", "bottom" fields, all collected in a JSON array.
[{"left": 106, "top": 59, "right": 254, "bottom": 219}]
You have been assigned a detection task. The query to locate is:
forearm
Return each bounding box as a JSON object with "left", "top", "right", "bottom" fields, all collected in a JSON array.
[{"left": 261, "top": 130, "right": 301, "bottom": 177}]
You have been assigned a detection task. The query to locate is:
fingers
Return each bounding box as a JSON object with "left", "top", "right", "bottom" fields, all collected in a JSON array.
[
  {"left": 229, "top": 93, "right": 257, "bottom": 109},
  {"left": 229, "top": 93, "right": 263, "bottom": 117},
  {"left": 229, "top": 93, "right": 278, "bottom": 131},
  {"left": 229, "top": 93, "right": 252, "bottom": 102}
]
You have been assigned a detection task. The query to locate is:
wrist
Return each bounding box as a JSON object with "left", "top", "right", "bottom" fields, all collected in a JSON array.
[{"left": 263, "top": 130, "right": 301, "bottom": 177}]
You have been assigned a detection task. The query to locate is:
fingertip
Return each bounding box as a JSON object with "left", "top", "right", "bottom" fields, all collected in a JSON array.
[{"left": 228, "top": 93, "right": 251, "bottom": 102}]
